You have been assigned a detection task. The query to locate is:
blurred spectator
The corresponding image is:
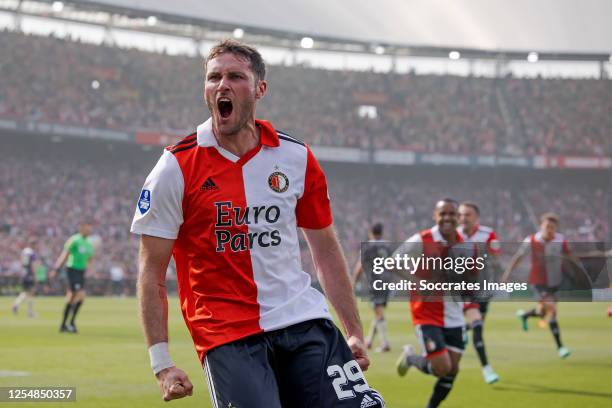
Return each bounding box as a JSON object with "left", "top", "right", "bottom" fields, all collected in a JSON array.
[
  {"left": 1, "top": 31, "right": 609, "bottom": 155},
  {"left": 1, "top": 136, "right": 607, "bottom": 286}
]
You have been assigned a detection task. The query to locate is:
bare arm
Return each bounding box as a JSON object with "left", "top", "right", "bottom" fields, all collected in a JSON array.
[
  {"left": 501, "top": 252, "right": 526, "bottom": 283},
  {"left": 138, "top": 234, "right": 174, "bottom": 346},
  {"left": 138, "top": 234, "right": 193, "bottom": 401},
  {"left": 49, "top": 250, "right": 69, "bottom": 279},
  {"left": 390, "top": 238, "right": 421, "bottom": 280},
  {"left": 52, "top": 250, "right": 69, "bottom": 271},
  {"left": 303, "top": 225, "right": 363, "bottom": 339},
  {"left": 350, "top": 258, "right": 363, "bottom": 288},
  {"left": 302, "top": 225, "right": 369, "bottom": 370}
]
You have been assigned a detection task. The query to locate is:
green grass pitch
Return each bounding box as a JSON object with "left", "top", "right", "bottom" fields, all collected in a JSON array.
[{"left": 1, "top": 297, "right": 611, "bottom": 407}]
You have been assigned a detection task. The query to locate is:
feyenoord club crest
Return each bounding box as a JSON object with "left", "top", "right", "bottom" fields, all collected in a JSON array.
[{"left": 268, "top": 171, "right": 289, "bottom": 193}]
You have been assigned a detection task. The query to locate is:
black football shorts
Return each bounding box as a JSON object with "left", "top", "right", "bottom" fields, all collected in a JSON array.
[{"left": 203, "top": 319, "right": 385, "bottom": 408}]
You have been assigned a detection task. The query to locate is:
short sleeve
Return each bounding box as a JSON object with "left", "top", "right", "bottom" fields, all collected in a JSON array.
[
  {"left": 393, "top": 233, "right": 423, "bottom": 258},
  {"left": 487, "top": 230, "right": 501, "bottom": 255},
  {"left": 64, "top": 236, "right": 75, "bottom": 251},
  {"left": 130, "top": 150, "right": 184, "bottom": 239},
  {"left": 296, "top": 146, "right": 332, "bottom": 229}
]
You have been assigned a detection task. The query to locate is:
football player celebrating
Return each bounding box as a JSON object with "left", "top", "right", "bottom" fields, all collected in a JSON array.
[{"left": 457, "top": 202, "right": 501, "bottom": 384}]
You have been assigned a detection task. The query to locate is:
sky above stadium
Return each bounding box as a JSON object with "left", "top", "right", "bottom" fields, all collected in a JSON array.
[{"left": 77, "top": 0, "right": 612, "bottom": 53}]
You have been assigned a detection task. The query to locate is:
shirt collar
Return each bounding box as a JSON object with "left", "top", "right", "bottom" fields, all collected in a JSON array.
[
  {"left": 535, "top": 231, "right": 561, "bottom": 243},
  {"left": 431, "top": 225, "right": 444, "bottom": 243},
  {"left": 196, "top": 118, "right": 280, "bottom": 148},
  {"left": 432, "top": 225, "right": 462, "bottom": 243},
  {"left": 257, "top": 119, "right": 280, "bottom": 147},
  {"left": 466, "top": 224, "right": 480, "bottom": 238}
]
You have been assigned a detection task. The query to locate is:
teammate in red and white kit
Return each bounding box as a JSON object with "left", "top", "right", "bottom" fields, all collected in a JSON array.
[
  {"left": 131, "top": 40, "right": 384, "bottom": 408},
  {"left": 395, "top": 199, "right": 466, "bottom": 408},
  {"left": 502, "top": 213, "right": 575, "bottom": 359},
  {"left": 457, "top": 202, "right": 500, "bottom": 384}
]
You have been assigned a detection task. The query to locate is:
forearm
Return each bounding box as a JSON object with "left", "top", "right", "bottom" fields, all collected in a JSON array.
[
  {"left": 502, "top": 254, "right": 523, "bottom": 282},
  {"left": 137, "top": 236, "right": 173, "bottom": 347},
  {"left": 53, "top": 251, "right": 69, "bottom": 270},
  {"left": 138, "top": 266, "right": 169, "bottom": 346},
  {"left": 316, "top": 240, "right": 363, "bottom": 340},
  {"left": 350, "top": 261, "right": 362, "bottom": 287}
]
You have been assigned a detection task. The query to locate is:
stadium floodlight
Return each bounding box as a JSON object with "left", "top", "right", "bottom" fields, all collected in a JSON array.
[
  {"left": 51, "top": 1, "right": 64, "bottom": 12},
  {"left": 233, "top": 28, "right": 244, "bottom": 39},
  {"left": 300, "top": 37, "right": 314, "bottom": 49},
  {"left": 527, "top": 52, "right": 539, "bottom": 63},
  {"left": 147, "top": 16, "right": 158, "bottom": 26},
  {"left": 449, "top": 51, "right": 461, "bottom": 60},
  {"left": 374, "top": 45, "right": 385, "bottom": 55},
  {"left": 91, "top": 80, "right": 100, "bottom": 89}
]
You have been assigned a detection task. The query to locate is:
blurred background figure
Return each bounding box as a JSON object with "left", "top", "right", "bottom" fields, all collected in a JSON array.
[
  {"left": 109, "top": 263, "right": 125, "bottom": 297},
  {"left": 11, "top": 238, "right": 41, "bottom": 317},
  {"left": 351, "top": 223, "right": 393, "bottom": 353},
  {"left": 50, "top": 222, "right": 95, "bottom": 333}
]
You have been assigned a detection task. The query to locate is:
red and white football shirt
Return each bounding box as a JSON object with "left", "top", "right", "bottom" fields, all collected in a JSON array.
[
  {"left": 396, "top": 225, "right": 465, "bottom": 328},
  {"left": 457, "top": 224, "right": 501, "bottom": 255},
  {"left": 131, "top": 118, "right": 333, "bottom": 361},
  {"left": 517, "top": 232, "right": 571, "bottom": 286},
  {"left": 458, "top": 224, "right": 500, "bottom": 309}
]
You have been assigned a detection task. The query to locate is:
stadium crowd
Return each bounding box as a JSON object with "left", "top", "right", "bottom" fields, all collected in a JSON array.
[
  {"left": 1, "top": 137, "right": 608, "bottom": 288},
  {"left": 1, "top": 31, "right": 609, "bottom": 292},
  {"left": 1, "top": 31, "right": 610, "bottom": 156}
]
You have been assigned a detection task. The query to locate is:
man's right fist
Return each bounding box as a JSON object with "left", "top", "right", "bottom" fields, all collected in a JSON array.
[{"left": 156, "top": 366, "right": 194, "bottom": 401}]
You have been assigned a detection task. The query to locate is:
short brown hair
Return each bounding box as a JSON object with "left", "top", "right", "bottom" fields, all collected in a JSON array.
[
  {"left": 459, "top": 201, "right": 480, "bottom": 215},
  {"left": 204, "top": 39, "right": 266, "bottom": 81},
  {"left": 540, "top": 212, "right": 560, "bottom": 225}
]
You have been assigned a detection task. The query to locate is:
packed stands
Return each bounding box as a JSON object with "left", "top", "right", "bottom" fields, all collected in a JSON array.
[{"left": 1, "top": 31, "right": 610, "bottom": 156}]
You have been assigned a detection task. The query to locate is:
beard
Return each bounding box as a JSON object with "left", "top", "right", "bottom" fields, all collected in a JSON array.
[{"left": 206, "top": 91, "right": 257, "bottom": 137}]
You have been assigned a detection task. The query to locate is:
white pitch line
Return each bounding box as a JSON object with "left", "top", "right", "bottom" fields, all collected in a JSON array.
[{"left": 0, "top": 370, "right": 31, "bottom": 377}]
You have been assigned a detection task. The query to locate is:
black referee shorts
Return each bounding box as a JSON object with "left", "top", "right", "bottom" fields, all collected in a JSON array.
[
  {"left": 203, "top": 319, "right": 385, "bottom": 408},
  {"left": 66, "top": 267, "right": 86, "bottom": 292}
]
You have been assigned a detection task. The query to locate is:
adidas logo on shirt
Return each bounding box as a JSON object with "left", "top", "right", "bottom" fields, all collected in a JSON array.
[
  {"left": 200, "top": 177, "right": 219, "bottom": 191},
  {"left": 361, "top": 394, "right": 378, "bottom": 408}
]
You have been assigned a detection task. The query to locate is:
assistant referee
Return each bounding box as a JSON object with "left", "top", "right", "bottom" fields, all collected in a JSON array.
[{"left": 50, "top": 222, "right": 95, "bottom": 333}]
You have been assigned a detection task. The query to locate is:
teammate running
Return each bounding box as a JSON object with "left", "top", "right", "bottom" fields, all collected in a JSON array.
[
  {"left": 132, "top": 39, "right": 384, "bottom": 407},
  {"left": 50, "top": 222, "right": 95, "bottom": 333},
  {"left": 351, "top": 223, "right": 393, "bottom": 352},
  {"left": 395, "top": 199, "right": 466, "bottom": 408},
  {"left": 457, "top": 201, "right": 500, "bottom": 384},
  {"left": 502, "top": 213, "right": 574, "bottom": 358},
  {"left": 11, "top": 239, "right": 41, "bottom": 317}
]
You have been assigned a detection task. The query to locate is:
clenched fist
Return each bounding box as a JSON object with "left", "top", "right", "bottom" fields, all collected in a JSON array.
[{"left": 155, "top": 366, "right": 194, "bottom": 401}]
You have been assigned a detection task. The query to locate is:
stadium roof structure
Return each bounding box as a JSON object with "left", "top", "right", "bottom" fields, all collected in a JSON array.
[{"left": 6, "top": 0, "right": 612, "bottom": 62}]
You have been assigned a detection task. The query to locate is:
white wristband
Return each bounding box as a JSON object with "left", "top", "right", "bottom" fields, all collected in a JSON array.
[{"left": 149, "top": 342, "right": 174, "bottom": 375}]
